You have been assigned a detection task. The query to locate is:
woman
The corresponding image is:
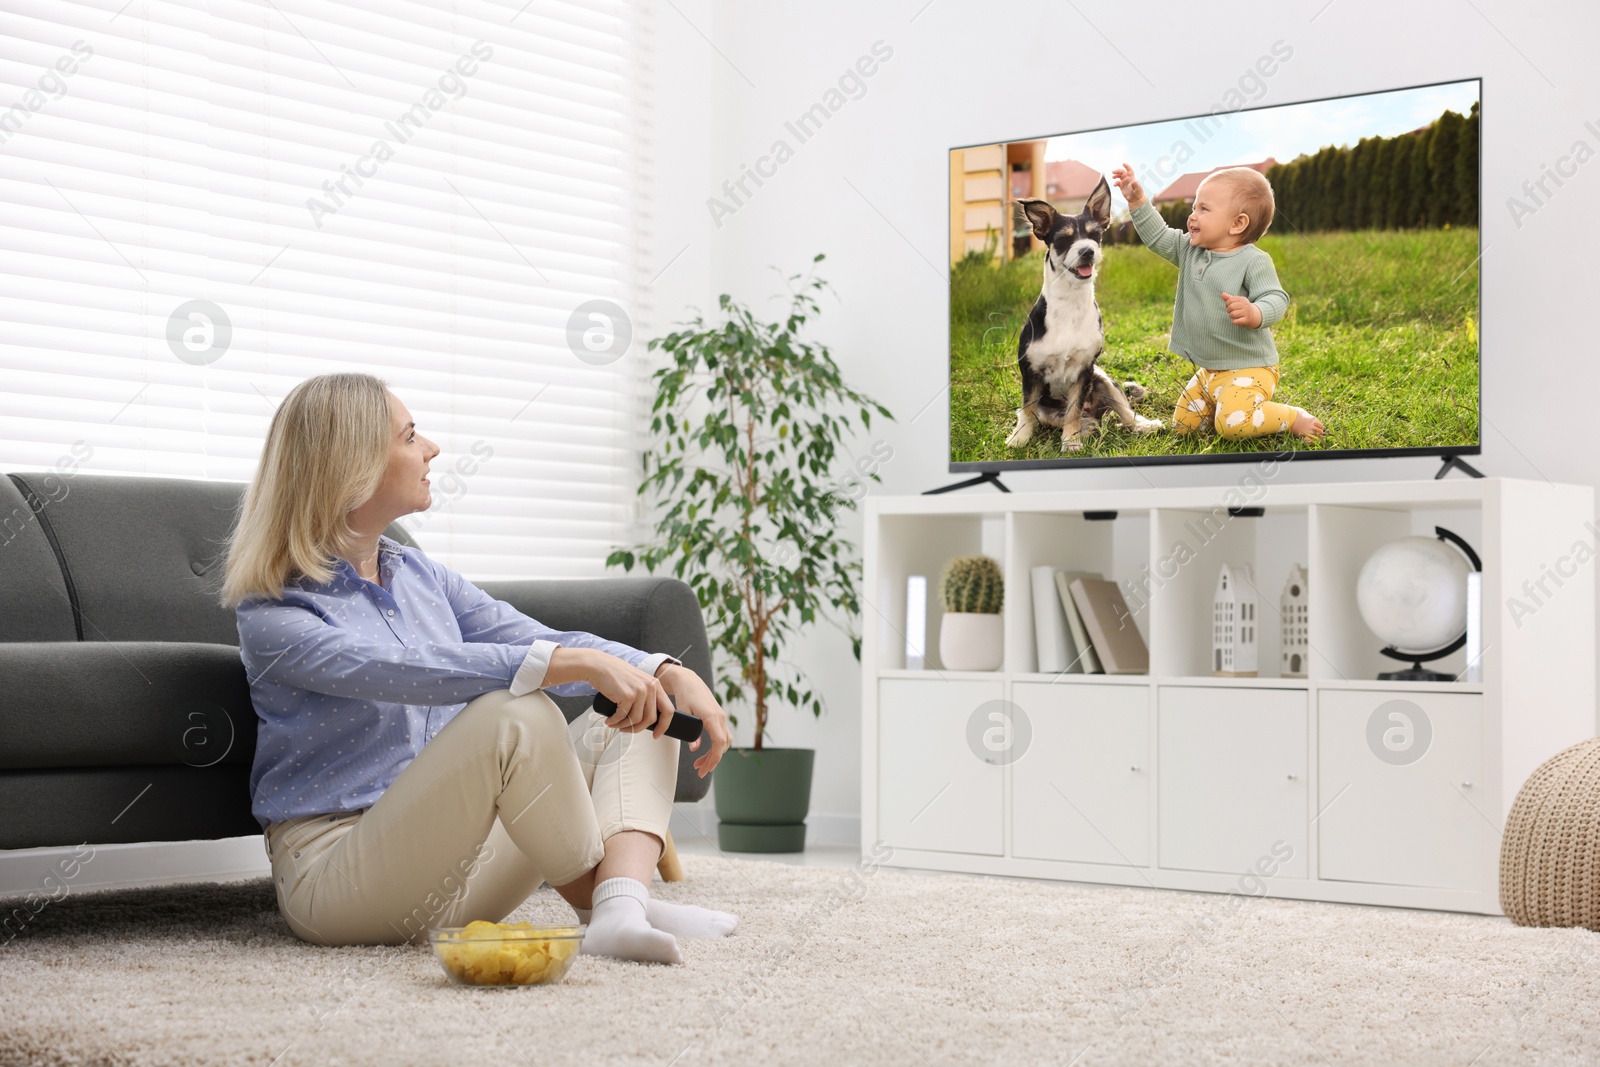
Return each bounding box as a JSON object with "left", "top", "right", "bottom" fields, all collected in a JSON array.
[{"left": 219, "top": 373, "right": 735, "bottom": 964}]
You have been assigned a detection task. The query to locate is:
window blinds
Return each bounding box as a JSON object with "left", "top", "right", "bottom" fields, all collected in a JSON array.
[{"left": 0, "top": 0, "right": 652, "bottom": 580}]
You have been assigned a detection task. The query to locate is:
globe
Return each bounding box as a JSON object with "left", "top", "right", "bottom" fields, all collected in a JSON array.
[{"left": 1356, "top": 536, "right": 1472, "bottom": 651}]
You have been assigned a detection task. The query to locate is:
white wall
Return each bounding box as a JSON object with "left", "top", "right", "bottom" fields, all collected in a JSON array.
[{"left": 663, "top": 0, "right": 1600, "bottom": 836}]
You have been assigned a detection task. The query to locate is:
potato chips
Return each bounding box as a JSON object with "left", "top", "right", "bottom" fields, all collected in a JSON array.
[{"left": 431, "top": 919, "right": 582, "bottom": 986}]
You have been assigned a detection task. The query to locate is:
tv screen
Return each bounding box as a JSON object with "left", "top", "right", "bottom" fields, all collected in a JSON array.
[{"left": 948, "top": 77, "right": 1481, "bottom": 472}]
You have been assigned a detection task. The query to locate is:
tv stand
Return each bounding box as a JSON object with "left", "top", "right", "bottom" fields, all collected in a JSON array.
[
  {"left": 924, "top": 471, "right": 1010, "bottom": 495},
  {"left": 862, "top": 476, "right": 1593, "bottom": 915},
  {"left": 1435, "top": 455, "right": 1485, "bottom": 479}
]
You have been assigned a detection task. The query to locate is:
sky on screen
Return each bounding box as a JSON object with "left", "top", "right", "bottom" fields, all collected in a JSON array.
[{"left": 1040, "top": 79, "right": 1479, "bottom": 207}]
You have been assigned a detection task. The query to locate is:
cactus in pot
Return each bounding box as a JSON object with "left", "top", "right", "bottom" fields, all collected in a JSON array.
[
  {"left": 938, "top": 554, "right": 1005, "bottom": 671},
  {"left": 941, "top": 555, "right": 1004, "bottom": 615}
]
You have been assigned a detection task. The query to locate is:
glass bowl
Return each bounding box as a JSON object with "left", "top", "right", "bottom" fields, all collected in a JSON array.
[{"left": 428, "top": 920, "right": 584, "bottom": 987}]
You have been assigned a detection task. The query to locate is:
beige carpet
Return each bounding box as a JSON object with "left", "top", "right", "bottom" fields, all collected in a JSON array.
[{"left": 3, "top": 853, "right": 1599, "bottom": 1066}]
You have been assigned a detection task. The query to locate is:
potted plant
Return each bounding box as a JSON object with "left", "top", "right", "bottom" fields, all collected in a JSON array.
[
  {"left": 938, "top": 555, "right": 1004, "bottom": 670},
  {"left": 606, "top": 255, "right": 894, "bottom": 853}
]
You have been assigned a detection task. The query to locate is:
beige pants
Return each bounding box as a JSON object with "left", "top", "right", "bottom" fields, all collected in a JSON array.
[{"left": 262, "top": 688, "right": 679, "bottom": 947}]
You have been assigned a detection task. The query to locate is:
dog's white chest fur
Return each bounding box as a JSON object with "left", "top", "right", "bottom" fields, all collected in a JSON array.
[{"left": 1024, "top": 281, "right": 1102, "bottom": 394}]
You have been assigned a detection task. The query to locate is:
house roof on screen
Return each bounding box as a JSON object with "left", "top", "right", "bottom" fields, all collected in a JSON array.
[
  {"left": 1152, "top": 157, "right": 1278, "bottom": 204},
  {"left": 1044, "top": 159, "right": 1104, "bottom": 201}
]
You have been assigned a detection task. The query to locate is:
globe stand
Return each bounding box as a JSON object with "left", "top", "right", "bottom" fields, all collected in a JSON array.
[
  {"left": 1361, "top": 525, "right": 1482, "bottom": 682},
  {"left": 1376, "top": 632, "right": 1467, "bottom": 681}
]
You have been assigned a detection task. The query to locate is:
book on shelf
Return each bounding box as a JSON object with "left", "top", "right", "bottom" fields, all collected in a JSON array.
[
  {"left": 1030, "top": 565, "right": 1083, "bottom": 673},
  {"left": 1068, "top": 576, "right": 1149, "bottom": 675},
  {"left": 1052, "top": 570, "right": 1105, "bottom": 674}
]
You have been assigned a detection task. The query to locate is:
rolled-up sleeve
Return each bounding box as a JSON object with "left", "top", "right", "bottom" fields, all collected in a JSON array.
[
  {"left": 433, "top": 562, "right": 681, "bottom": 698},
  {"left": 237, "top": 597, "right": 529, "bottom": 704}
]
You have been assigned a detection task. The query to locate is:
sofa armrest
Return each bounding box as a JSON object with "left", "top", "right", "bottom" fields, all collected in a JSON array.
[
  {"left": 0, "top": 642, "right": 255, "bottom": 771},
  {"left": 471, "top": 575, "right": 714, "bottom": 803}
]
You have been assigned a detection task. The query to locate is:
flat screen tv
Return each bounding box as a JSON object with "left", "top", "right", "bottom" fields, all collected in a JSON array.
[{"left": 947, "top": 77, "right": 1481, "bottom": 476}]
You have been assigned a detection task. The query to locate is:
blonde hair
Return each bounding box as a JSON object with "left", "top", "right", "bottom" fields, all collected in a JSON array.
[
  {"left": 1200, "top": 167, "right": 1275, "bottom": 244},
  {"left": 218, "top": 372, "right": 395, "bottom": 608}
]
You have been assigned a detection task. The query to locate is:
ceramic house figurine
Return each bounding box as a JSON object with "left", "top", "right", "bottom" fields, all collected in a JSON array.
[
  {"left": 1280, "top": 563, "right": 1308, "bottom": 677},
  {"left": 1213, "top": 563, "right": 1258, "bottom": 676}
]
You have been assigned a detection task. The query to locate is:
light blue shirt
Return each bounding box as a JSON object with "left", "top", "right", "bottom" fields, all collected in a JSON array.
[{"left": 237, "top": 534, "right": 681, "bottom": 831}]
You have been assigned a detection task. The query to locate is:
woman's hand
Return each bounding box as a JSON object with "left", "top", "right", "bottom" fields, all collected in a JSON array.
[
  {"left": 581, "top": 650, "right": 675, "bottom": 734},
  {"left": 654, "top": 664, "right": 733, "bottom": 778}
]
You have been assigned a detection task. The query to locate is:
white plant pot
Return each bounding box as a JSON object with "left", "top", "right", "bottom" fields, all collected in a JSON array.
[{"left": 939, "top": 612, "right": 1004, "bottom": 671}]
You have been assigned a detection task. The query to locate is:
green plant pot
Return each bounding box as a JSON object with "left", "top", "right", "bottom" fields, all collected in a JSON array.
[{"left": 713, "top": 747, "right": 815, "bottom": 853}]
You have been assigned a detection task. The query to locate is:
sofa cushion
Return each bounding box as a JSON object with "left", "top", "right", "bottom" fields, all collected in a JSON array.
[
  {"left": 0, "top": 474, "right": 77, "bottom": 642},
  {"left": 5, "top": 472, "right": 418, "bottom": 645},
  {"left": 8, "top": 473, "right": 249, "bottom": 644},
  {"left": 0, "top": 642, "right": 256, "bottom": 771}
]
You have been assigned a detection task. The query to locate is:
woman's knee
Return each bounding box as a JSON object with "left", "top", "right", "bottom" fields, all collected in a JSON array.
[
  {"left": 461, "top": 688, "right": 569, "bottom": 736},
  {"left": 511, "top": 695, "right": 586, "bottom": 773},
  {"left": 439, "top": 690, "right": 576, "bottom": 772}
]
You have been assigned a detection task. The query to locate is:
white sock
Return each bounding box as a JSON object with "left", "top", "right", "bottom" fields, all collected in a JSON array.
[
  {"left": 578, "top": 878, "right": 681, "bottom": 965},
  {"left": 573, "top": 897, "right": 738, "bottom": 938}
]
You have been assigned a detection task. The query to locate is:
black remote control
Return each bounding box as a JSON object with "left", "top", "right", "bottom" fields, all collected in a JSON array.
[{"left": 592, "top": 693, "right": 704, "bottom": 743}]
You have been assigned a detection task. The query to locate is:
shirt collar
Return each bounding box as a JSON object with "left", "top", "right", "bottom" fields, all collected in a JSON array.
[{"left": 315, "top": 535, "right": 406, "bottom": 588}]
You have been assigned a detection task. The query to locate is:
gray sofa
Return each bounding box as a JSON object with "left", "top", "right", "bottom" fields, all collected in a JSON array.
[{"left": 0, "top": 472, "right": 712, "bottom": 851}]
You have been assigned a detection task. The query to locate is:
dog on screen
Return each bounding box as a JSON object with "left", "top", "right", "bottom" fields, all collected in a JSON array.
[{"left": 1005, "top": 176, "right": 1163, "bottom": 452}]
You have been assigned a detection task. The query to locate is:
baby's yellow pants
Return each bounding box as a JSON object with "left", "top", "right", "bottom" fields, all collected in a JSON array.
[{"left": 1171, "top": 363, "right": 1300, "bottom": 439}]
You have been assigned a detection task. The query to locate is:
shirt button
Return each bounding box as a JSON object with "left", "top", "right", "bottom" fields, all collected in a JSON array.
[{"left": 387, "top": 610, "right": 395, "bottom": 617}]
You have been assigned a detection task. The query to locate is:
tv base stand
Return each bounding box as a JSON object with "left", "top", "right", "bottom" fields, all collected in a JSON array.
[
  {"left": 924, "top": 470, "right": 1010, "bottom": 495},
  {"left": 1435, "top": 455, "right": 1485, "bottom": 479}
]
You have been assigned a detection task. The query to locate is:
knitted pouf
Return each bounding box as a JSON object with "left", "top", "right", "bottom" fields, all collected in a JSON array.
[{"left": 1500, "top": 736, "right": 1600, "bottom": 929}]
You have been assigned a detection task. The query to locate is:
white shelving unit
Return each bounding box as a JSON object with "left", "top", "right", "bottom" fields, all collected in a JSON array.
[{"left": 862, "top": 477, "right": 1594, "bottom": 914}]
